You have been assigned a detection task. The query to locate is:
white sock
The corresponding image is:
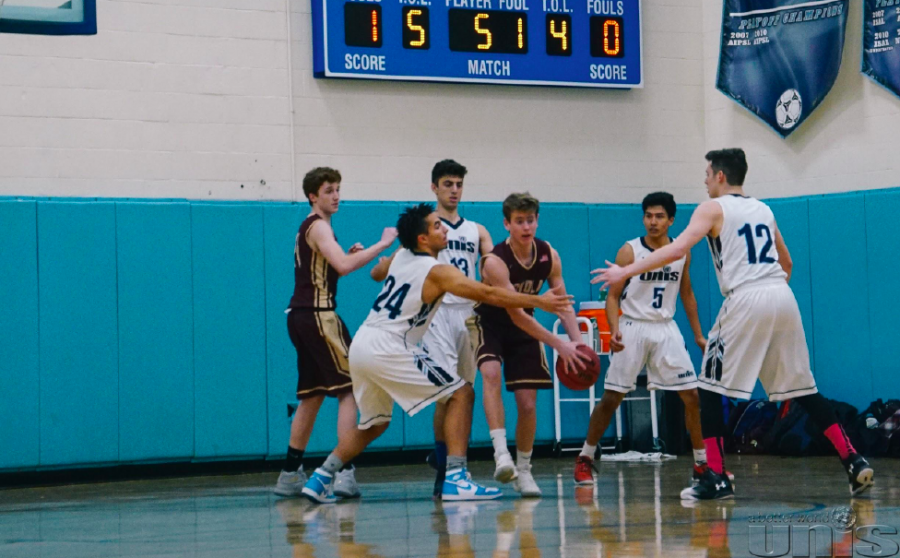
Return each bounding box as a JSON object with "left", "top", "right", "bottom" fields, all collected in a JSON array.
[
  {"left": 580, "top": 442, "right": 596, "bottom": 459},
  {"left": 517, "top": 449, "right": 532, "bottom": 470},
  {"left": 490, "top": 429, "right": 509, "bottom": 456},
  {"left": 693, "top": 448, "right": 707, "bottom": 465}
]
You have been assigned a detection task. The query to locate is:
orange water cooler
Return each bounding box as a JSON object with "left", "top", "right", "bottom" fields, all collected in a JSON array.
[{"left": 577, "top": 301, "right": 620, "bottom": 354}]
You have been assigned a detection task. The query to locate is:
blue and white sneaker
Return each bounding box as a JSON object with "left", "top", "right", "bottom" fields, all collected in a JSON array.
[
  {"left": 442, "top": 468, "right": 502, "bottom": 501},
  {"left": 302, "top": 468, "right": 337, "bottom": 504}
]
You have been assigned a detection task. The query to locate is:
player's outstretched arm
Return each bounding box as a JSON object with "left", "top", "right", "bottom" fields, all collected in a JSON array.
[
  {"left": 773, "top": 224, "right": 793, "bottom": 282},
  {"left": 591, "top": 201, "right": 722, "bottom": 289},
  {"left": 425, "top": 263, "right": 573, "bottom": 315},
  {"left": 678, "top": 251, "right": 707, "bottom": 351},
  {"left": 309, "top": 222, "right": 397, "bottom": 277},
  {"left": 605, "top": 243, "right": 634, "bottom": 353},
  {"left": 370, "top": 249, "right": 399, "bottom": 282}
]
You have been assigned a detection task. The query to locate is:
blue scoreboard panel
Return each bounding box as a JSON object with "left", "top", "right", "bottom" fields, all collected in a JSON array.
[{"left": 312, "top": 1, "right": 643, "bottom": 89}]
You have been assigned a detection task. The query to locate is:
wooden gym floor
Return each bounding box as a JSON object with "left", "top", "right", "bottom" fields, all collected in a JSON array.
[{"left": 1, "top": 456, "right": 897, "bottom": 557}]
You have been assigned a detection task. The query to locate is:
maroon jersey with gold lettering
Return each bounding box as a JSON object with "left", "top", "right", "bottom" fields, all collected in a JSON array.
[
  {"left": 288, "top": 214, "right": 339, "bottom": 310},
  {"left": 474, "top": 238, "right": 553, "bottom": 329}
]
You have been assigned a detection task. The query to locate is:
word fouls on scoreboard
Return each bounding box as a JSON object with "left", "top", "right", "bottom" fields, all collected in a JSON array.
[{"left": 343, "top": 4, "right": 625, "bottom": 58}]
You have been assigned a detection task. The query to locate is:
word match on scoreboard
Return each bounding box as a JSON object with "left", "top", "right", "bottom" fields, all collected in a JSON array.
[{"left": 312, "top": 0, "right": 643, "bottom": 89}]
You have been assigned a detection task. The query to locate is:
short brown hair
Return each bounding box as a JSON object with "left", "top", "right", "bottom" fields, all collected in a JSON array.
[
  {"left": 502, "top": 192, "right": 540, "bottom": 221},
  {"left": 705, "top": 148, "right": 747, "bottom": 186},
  {"left": 302, "top": 167, "right": 341, "bottom": 205}
]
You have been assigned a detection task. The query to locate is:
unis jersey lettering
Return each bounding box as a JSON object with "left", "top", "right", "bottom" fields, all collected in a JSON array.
[
  {"left": 475, "top": 238, "right": 553, "bottom": 328},
  {"left": 438, "top": 218, "right": 481, "bottom": 307},
  {"left": 289, "top": 214, "right": 338, "bottom": 310},
  {"left": 708, "top": 195, "right": 787, "bottom": 295},
  {"left": 362, "top": 249, "right": 444, "bottom": 347},
  {"left": 620, "top": 237, "right": 685, "bottom": 321}
]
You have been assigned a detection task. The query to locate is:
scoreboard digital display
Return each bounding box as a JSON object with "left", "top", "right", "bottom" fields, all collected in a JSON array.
[{"left": 312, "top": 1, "right": 643, "bottom": 89}]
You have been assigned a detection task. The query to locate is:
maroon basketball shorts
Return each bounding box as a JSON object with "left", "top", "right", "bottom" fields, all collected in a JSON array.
[
  {"left": 287, "top": 309, "right": 353, "bottom": 399},
  {"left": 469, "top": 315, "right": 552, "bottom": 392}
]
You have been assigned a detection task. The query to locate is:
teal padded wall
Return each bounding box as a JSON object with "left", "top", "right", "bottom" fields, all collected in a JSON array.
[
  {"left": 191, "top": 204, "right": 268, "bottom": 459},
  {"left": 0, "top": 201, "right": 40, "bottom": 469},
  {"left": 1, "top": 188, "right": 898, "bottom": 471},
  {"left": 38, "top": 202, "right": 119, "bottom": 467},
  {"left": 116, "top": 202, "right": 194, "bottom": 462},
  {"left": 263, "top": 204, "right": 304, "bottom": 458},
  {"left": 809, "top": 194, "right": 873, "bottom": 409},
  {"left": 865, "top": 190, "right": 900, "bottom": 398}
]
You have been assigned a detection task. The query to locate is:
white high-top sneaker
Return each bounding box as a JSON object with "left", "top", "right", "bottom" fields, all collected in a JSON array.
[{"left": 513, "top": 464, "right": 541, "bottom": 498}]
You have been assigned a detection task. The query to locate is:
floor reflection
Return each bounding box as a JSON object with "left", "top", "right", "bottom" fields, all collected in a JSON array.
[{"left": 0, "top": 456, "right": 896, "bottom": 557}]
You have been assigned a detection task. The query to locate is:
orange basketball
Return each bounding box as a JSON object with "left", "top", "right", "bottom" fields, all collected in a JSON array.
[{"left": 556, "top": 345, "right": 601, "bottom": 391}]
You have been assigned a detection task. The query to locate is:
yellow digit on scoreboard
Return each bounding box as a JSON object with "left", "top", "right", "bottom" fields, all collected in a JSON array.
[
  {"left": 517, "top": 17, "right": 524, "bottom": 49},
  {"left": 402, "top": 7, "right": 430, "bottom": 50},
  {"left": 550, "top": 18, "right": 567, "bottom": 51},
  {"left": 407, "top": 9, "right": 425, "bottom": 47},
  {"left": 475, "top": 13, "right": 493, "bottom": 50}
]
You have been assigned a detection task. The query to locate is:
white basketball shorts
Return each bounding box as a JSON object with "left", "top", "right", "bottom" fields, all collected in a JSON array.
[
  {"left": 700, "top": 279, "right": 818, "bottom": 401},
  {"left": 422, "top": 304, "right": 477, "bottom": 384},
  {"left": 604, "top": 318, "right": 698, "bottom": 393},
  {"left": 349, "top": 325, "right": 466, "bottom": 429}
]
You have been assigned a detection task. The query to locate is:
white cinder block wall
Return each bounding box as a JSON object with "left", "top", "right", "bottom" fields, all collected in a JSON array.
[
  {"left": 0, "top": 0, "right": 295, "bottom": 201},
  {"left": 288, "top": 0, "right": 706, "bottom": 204},
  {"left": 0, "top": 0, "right": 896, "bottom": 204}
]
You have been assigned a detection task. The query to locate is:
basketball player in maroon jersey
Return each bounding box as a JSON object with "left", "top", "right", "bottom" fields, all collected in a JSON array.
[
  {"left": 470, "top": 192, "right": 589, "bottom": 497},
  {"left": 275, "top": 167, "right": 397, "bottom": 499}
]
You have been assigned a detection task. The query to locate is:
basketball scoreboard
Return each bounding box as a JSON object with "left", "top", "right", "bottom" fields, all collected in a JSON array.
[{"left": 312, "top": 1, "right": 643, "bottom": 88}]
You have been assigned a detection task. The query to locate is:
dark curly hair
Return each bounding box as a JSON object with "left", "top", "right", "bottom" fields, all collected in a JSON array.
[{"left": 397, "top": 203, "right": 435, "bottom": 250}]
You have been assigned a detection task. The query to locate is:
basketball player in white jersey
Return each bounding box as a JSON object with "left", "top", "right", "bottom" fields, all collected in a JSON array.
[
  {"left": 592, "top": 149, "right": 874, "bottom": 499},
  {"left": 371, "top": 160, "right": 493, "bottom": 497},
  {"left": 573, "top": 192, "right": 709, "bottom": 486},
  {"left": 301, "top": 203, "right": 573, "bottom": 504}
]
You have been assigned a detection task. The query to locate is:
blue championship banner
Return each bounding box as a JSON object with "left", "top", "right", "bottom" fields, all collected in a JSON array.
[
  {"left": 717, "top": 0, "right": 849, "bottom": 137},
  {"left": 863, "top": 0, "right": 900, "bottom": 97}
]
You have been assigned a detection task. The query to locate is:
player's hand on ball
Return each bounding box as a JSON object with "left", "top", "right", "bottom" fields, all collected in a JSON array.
[
  {"left": 609, "top": 330, "right": 625, "bottom": 353},
  {"left": 558, "top": 341, "right": 590, "bottom": 374},
  {"left": 538, "top": 285, "right": 575, "bottom": 315},
  {"left": 381, "top": 227, "right": 398, "bottom": 246},
  {"left": 349, "top": 242, "right": 364, "bottom": 254},
  {"left": 590, "top": 261, "right": 628, "bottom": 289}
]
